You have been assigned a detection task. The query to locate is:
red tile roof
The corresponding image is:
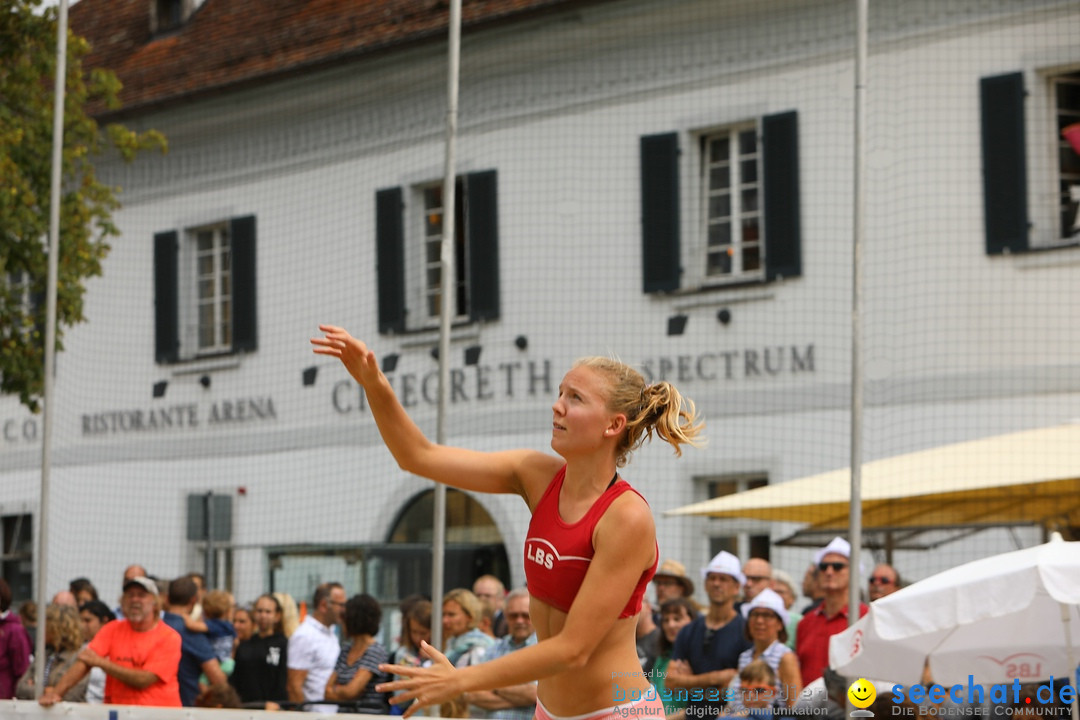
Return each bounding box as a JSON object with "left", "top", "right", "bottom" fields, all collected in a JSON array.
[{"left": 70, "top": 0, "right": 584, "bottom": 116}]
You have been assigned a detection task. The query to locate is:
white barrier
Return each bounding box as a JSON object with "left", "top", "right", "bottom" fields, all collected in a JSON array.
[{"left": 3, "top": 700, "right": 400, "bottom": 719}]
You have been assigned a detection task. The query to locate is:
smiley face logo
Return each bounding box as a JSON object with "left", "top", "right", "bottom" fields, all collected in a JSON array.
[{"left": 848, "top": 678, "right": 876, "bottom": 709}]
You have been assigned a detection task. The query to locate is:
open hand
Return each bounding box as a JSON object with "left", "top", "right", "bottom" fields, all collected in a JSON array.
[
  {"left": 311, "top": 325, "right": 381, "bottom": 387},
  {"left": 376, "top": 641, "right": 461, "bottom": 718},
  {"left": 38, "top": 687, "right": 61, "bottom": 707}
]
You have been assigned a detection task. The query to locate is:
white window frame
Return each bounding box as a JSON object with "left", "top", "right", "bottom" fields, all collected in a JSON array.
[
  {"left": 1053, "top": 70, "right": 1080, "bottom": 242},
  {"left": 410, "top": 180, "right": 469, "bottom": 330},
  {"left": 179, "top": 222, "right": 232, "bottom": 358},
  {"left": 700, "top": 473, "right": 772, "bottom": 561},
  {"left": 691, "top": 121, "right": 765, "bottom": 287}
]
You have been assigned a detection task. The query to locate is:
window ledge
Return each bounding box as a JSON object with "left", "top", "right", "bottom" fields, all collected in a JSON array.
[
  {"left": 399, "top": 329, "right": 481, "bottom": 350},
  {"left": 170, "top": 356, "right": 243, "bottom": 377},
  {"left": 664, "top": 283, "right": 777, "bottom": 310},
  {"left": 1013, "top": 240, "right": 1080, "bottom": 269}
]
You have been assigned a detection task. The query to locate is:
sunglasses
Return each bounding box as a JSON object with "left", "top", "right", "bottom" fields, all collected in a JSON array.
[
  {"left": 869, "top": 576, "right": 895, "bottom": 585},
  {"left": 744, "top": 575, "right": 771, "bottom": 583},
  {"left": 818, "top": 561, "right": 848, "bottom": 572}
]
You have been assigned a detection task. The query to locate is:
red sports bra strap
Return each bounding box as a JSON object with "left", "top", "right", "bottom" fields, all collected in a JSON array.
[
  {"left": 584, "top": 481, "right": 634, "bottom": 525},
  {"left": 533, "top": 465, "right": 566, "bottom": 511}
]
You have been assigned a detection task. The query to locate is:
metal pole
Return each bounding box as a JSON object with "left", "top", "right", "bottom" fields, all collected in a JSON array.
[
  {"left": 431, "top": 0, "right": 462, "bottom": 654},
  {"left": 848, "top": 0, "right": 868, "bottom": 626},
  {"left": 1060, "top": 600, "right": 1079, "bottom": 720},
  {"left": 34, "top": 0, "right": 69, "bottom": 697},
  {"left": 206, "top": 491, "right": 216, "bottom": 589}
]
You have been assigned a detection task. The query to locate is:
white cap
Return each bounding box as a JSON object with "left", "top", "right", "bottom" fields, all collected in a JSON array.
[
  {"left": 122, "top": 576, "right": 158, "bottom": 595},
  {"left": 813, "top": 536, "right": 851, "bottom": 565},
  {"left": 702, "top": 550, "right": 745, "bottom": 585},
  {"left": 740, "top": 587, "right": 790, "bottom": 627}
]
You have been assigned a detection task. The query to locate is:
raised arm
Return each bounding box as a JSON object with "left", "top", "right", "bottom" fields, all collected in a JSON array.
[{"left": 312, "top": 325, "right": 558, "bottom": 499}]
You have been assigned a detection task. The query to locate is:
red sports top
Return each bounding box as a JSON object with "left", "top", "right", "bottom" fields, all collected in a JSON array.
[{"left": 524, "top": 465, "right": 658, "bottom": 618}]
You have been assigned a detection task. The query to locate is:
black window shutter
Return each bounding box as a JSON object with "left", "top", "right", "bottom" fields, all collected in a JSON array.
[
  {"left": 465, "top": 170, "right": 500, "bottom": 322},
  {"left": 981, "top": 72, "right": 1029, "bottom": 255},
  {"left": 376, "top": 187, "right": 407, "bottom": 334},
  {"left": 230, "top": 215, "right": 258, "bottom": 352},
  {"left": 762, "top": 110, "right": 802, "bottom": 281},
  {"left": 640, "top": 133, "right": 681, "bottom": 293},
  {"left": 153, "top": 231, "right": 179, "bottom": 364}
]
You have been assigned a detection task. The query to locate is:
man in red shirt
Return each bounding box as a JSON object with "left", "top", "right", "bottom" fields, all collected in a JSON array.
[
  {"left": 39, "top": 576, "right": 181, "bottom": 707},
  {"left": 795, "top": 537, "right": 868, "bottom": 685}
]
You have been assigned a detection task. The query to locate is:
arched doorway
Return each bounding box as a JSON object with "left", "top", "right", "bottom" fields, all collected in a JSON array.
[
  {"left": 387, "top": 488, "right": 511, "bottom": 593},
  {"left": 266, "top": 489, "right": 510, "bottom": 647}
]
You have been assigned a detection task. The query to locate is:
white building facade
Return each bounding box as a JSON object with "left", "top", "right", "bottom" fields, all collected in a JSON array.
[{"left": 2, "top": 0, "right": 1078, "bottom": 614}]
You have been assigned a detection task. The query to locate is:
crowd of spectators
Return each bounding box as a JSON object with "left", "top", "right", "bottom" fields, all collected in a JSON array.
[
  {"left": 2, "top": 569, "right": 541, "bottom": 716},
  {"left": 634, "top": 538, "right": 904, "bottom": 720},
  {"left": 0, "top": 542, "right": 908, "bottom": 716}
]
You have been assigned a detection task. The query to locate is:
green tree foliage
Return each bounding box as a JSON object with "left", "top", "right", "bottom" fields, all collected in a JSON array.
[{"left": 0, "top": 0, "right": 165, "bottom": 411}]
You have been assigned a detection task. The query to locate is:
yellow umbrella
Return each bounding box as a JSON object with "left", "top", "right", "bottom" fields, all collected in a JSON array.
[{"left": 665, "top": 424, "right": 1080, "bottom": 533}]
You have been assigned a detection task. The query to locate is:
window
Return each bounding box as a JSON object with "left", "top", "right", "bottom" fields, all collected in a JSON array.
[
  {"left": 155, "top": 0, "right": 183, "bottom": 30},
  {"left": 151, "top": 0, "right": 204, "bottom": 34},
  {"left": 641, "top": 111, "right": 802, "bottom": 293},
  {"left": 980, "top": 70, "right": 1080, "bottom": 253},
  {"left": 154, "top": 215, "right": 257, "bottom": 364},
  {"left": 705, "top": 475, "right": 771, "bottom": 562},
  {"left": 1055, "top": 71, "right": 1080, "bottom": 241},
  {"left": 702, "top": 125, "right": 762, "bottom": 279},
  {"left": 421, "top": 182, "right": 468, "bottom": 322},
  {"left": 389, "top": 488, "right": 503, "bottom": 545},
  {"left": 1, "top": 514, "right": 33, "bottom": 606},
  {"left": 375, "top": 170, "right": 500, "bottom": 334},
  {"left": 194, "top": 226, "right": 232, "bottom": 354}
]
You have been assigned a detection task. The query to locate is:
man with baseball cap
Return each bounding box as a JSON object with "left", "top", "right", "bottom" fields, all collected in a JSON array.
[
  {"left": 666, "top": 551, "right": 753, "bottom": 718},
  {"left": 795, "top": 537, "right": 868, "bottom": 685},
  {"left": 40, "top": 576, "right": 182, "bottom": 707}
]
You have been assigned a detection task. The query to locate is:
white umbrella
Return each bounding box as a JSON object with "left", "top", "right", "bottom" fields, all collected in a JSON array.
[{"left": 830, "top": 533, "right": 1080, "bottom": 717}]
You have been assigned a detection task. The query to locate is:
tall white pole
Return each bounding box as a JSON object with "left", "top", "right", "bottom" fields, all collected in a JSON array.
[
  {"left": 35, "top": 0, "right": 69, "bottom": 696},
  {"left": 848, "top": 0, "right": 868, "bottom": 626},
  {"left": 431, "top": 0, "right": 462, "bottom": 654}
]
